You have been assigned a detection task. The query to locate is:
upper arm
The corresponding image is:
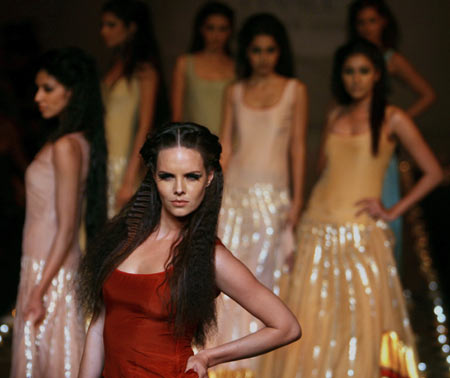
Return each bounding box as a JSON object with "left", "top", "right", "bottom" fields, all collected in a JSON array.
[
  {"left": 290, "top": 80, "right": 308, "bottom": 153},
  {"left": 171, "top": 55, "right": 187, "bottom": 122},
  {"left": 316, "top": 105, "right": 339, "bottom": 173},
  {"left": 214, "top": 245, "right": 296, "bottom": 329},
  {"left": 219, "top": 83, "right": 235, "bottom": 144},
  {"left": 391, "top": 53, "right": 436, "bottom": 99},
  {"left": 53, "top": 136, "right": 83, "bottom": 233},
  {"left": 390, "top": 107, "right": 442, "bottom": 177},
  {"left": 137, "top": 63, "right": 158, "bottom": 132}
]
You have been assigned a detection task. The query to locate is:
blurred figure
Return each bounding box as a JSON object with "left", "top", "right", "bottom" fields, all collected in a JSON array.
[
  {"left": 171, "top": 1, "right": 235, "bottom": 136},
  {"left": 212, "top": 13, "right": 308, "bottom": 376},
  {"left": 278, "top": 39, "right": 442, "bottom": 378},
  {"left": 348, "top": 0, "right": 437, "bottom": 265},
  {"left": 10, "top": 47, "right": 107, "bottom": 378},
  {"left": 100, "top": 0, "right": 168, "bottom": 217}
]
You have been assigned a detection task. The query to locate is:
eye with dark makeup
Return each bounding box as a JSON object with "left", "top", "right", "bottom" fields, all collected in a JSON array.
[
  {"left": 157, "top": 172, "right": 174, "bottom": 181},
  {"left": 186, "top": 173, "right": 202, "bottom": 181}
]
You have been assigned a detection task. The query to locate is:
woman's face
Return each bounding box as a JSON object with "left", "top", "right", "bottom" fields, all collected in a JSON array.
[
  {"left": 356, "top": 6, "right": 386, "bottom": 45},
  {"left": 341, "top": 53, "right": 379, "bottom": 102},
  {"left": 201, "top": 14, "right": 231, "bottom": 52},
  {"left": 34, "top": 70, "right": 72, "bottom": 119},
  {"left": 100, "top": 12, "right": 135, "bottom": 48},
  {"left": 155, "top": 147, "right": 214, "bottom": 219},
  {"left": 247, "top": 34, "right": 280, "bottom": 77}
]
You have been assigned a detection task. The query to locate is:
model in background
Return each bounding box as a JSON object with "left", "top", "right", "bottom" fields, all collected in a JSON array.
[
  {"left": 212, "top": 13, "right": 308, "bottom": 376},
  {"left": 348, "top": 0, "right": 437, "bottom": 265},
  {"left": 77, "top": 123, "right": 301, "bottom": 378},
  {"left": 101, "top": 0, "right": 168, "bottom": 217},
  {"left": 278, "top": 39, "right": 442, "bottom": 378},
  {"left": 11, "top": 47, "right": 107, "bottom": 378},
  {"left": 171, "top": 1, "right": 234, "bottom": 136}
]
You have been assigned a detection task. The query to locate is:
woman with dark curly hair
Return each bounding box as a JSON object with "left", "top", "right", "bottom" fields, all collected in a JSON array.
[
  {"left": 213, "top": 13, "right": 308, "bottom": 375},
  {"left": 100, "top": 0, "right": 169, "bottom": 217},
  {"left": 277, "top": 39, "right": 442, "bottom": 378},
  {"left": 10, "top": 47, "right": 107, "bottom": 378},
  {"left": 77, "top": 122, "right": 301, "bottom": 378},
  {"left": 171, "top": 1, "right": 235, "bottom": 136},
  {"left": 348, "top": 0, "right": 437, "bottom": 265}
]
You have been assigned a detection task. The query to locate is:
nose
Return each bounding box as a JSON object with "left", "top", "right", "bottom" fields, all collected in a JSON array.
[
  {"left": 34, "top": 88, "right": 43, "bottom": 103},
  {"left": 174, "top": 177, "right": 185, "bottom": 196}
]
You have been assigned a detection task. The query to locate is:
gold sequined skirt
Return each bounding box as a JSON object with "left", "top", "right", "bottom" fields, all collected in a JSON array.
[
  {"left": 209, "top": 183, "right": 291, "bottom": 375},
  {"left": 262, "top": 217, "right": 419, "bottom": 378}
]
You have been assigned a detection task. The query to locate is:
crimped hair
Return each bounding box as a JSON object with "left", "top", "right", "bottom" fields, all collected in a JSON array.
[
  {"left": 78, "top": 122, "right": 223, "bottom": 346},
  {"left": 40, "top": 47, "right": 107, "bottom": 242},
  {"left": 237, "top": 13, "right": 294, "bottom": 79},
  {"left": 188, "top": 1, "right": 234, "bottom": 56},
  {"left": 331, "top": 39, "right": 389, "bottom": 155},
  {"left": 348, "top": 0, "right": 400, "bottom": 49}
]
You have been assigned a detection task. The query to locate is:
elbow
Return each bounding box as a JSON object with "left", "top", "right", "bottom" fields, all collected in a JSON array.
[
  {"left": 428, "top": 90, "right": 437, "bottom": 106},
  {"left": 282, "top": 316, "right": 302, "bottom": 344}
]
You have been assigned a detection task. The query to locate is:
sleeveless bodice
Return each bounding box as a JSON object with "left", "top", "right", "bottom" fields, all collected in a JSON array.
[
  {"left": 103, "top": 76, "right": 140, "bottom": 160},
  {"left": 306, "top": 131, "right": 395, "bottom": 223},
  {"left": 22, "top": 132, "right": 89, "bottom": 262},
  {"left": 102, "top": 269, "right": 196, "bottom": 377},
  {"left": 226, "top": 80, "right": 297, "bottom": 188},
  {"left": 183, "top": 55, "right": 233, "bottom": 136}
]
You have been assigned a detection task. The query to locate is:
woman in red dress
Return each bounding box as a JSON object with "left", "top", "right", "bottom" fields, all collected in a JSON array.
[{"left": 77, "top": 122, "right": 301, "bottom": 377}]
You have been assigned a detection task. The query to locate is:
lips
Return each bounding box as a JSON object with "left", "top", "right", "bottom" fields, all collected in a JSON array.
[{"left": 171, "top": 200, "right": 189, "bottom": 207}]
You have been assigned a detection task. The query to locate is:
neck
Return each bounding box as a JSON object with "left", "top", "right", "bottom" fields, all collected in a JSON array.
[
  {"left": 349, "top": 94, "right": 372, "bottom": 112},
  {"left": 157, "top": 207, "right": 184, "bottom": 239},
  {"left": 201, "top": 47, "right": 227, "bottom": 57},
  {"left": 248, "top": 71, "right": 277, "bottom": 84}
]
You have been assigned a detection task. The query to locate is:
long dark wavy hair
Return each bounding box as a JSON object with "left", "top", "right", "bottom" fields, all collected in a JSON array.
[
  {"left": 237, "top": 13, "right": 294, "bottom": 79},
  {"left": 331, "top": 39, "right": 388, "bottom": 155},
  {"left": 78, "top": 122, "right": 223, "bottom": 346},
  {"left": 188, "top": 1, "right": 234, "bottom": 55},
  {"left": 348, "top": 0, "right": 399, "bottom": 50},
  {"left": 102, "top": 0, "right": 170, "bottom": 125},
  {"left": 40, "top": 47, "right": 107, "bottom": 242}
]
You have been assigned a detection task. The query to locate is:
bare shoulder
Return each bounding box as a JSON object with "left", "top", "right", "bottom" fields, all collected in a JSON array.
[
  {"left": 137, "top": 62, "right": 158, "bottom": 80},
  {"left": 214, "top": 242, "right": 235, "bottom": 270},
  {"left": 52, "top": 135, "right": 83, "bottom": 170},
  {"left": 385, "top": 105, "right": 408, "bottom": 124},
  {"left": 175, "top": 54, "right": 188, "bottom": 70}
]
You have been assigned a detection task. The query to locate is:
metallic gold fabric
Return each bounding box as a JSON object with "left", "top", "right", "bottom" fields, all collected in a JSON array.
[
  {"left": 266, "top": 131, "right": 419, "bottom": 377},
  {"left": 380, "top": 331, "right": 419, "bottom": 378}
]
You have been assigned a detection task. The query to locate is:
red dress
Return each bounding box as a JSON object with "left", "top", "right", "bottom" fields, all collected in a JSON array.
[{"left": 102, "top": 269, "right": 198, "bottom": 377}]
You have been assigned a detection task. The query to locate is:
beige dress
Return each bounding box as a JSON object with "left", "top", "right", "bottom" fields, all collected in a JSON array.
[
  {"left": 183, "top": 55, "right": 233, "bottom": 136},
  {"left": 11, "top": 133, "right": 89, "bottom": 378},
  {"left": 271, "top": 131, "right": 419, "bottom": 378},
  {"left": 103, "top": 76, "right": 140, "bottom": 218},
  {"left": 210, "top": 80, "right": 297, "bottom": 376}
]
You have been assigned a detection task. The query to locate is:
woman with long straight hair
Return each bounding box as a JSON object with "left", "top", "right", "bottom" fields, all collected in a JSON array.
[
  {"left": 11, "top": 47, "right": 107, "bottom": 378},
  {"left": 278, "top": 39, "right": 442, "bottom": 378},
  {"left": 348, "top": 0, "right": 437, "bottom": 265},
  {"left": 100, "top": 0, "right": 169, "bottom": 217},
  {"left": 212, "top": 13, "right": 308, "bottom": 376},
  {"left": 77, "top": 122, "right": 301, "bottom": 378},
  {"left": 171, "top": 1, "right": 235, "bottom": 136}
]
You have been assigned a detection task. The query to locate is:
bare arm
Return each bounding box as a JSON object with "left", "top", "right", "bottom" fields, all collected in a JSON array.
[
  {"left": 356, "top": 107, "right": 443, "bottom": 220},
  {"left": 186, "top": 245, "right": 301, "bottom": 376},
  {"left": 287, "top": 81, "right": 308, "bottom": 226},
  {"left": 390, "top": 52, "right": 436, "bottom": 119},
  {"left": 219, "top": 84, "right": 235, "bottom": 173},
  {"left": 78, "top": 308, "right": 105, "bottom": 378},
  {"left": 116, "top": 64, "right": 158, "bottom": 209},
  {"left": 171, "top": 55, "right": 187, "bottom": 122},
  {"left": 24, "top": 136, "right": 82, "bottom": 324}
]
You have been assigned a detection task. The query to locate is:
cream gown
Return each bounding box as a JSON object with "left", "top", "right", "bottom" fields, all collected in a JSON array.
[
  {"left": 103, "top": 76, "right": 140, "bottom": 218},
  {"left": 11, "top": 133, "right": 89, "bottom": 378},
  {"left": 211, "top": 80, "right": 297, "bottom": 376},
  {"left": 274, "top": 130, "right": 419, "bottom": 377}
]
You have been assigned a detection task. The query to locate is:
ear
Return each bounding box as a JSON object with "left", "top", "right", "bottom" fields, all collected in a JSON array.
[{"left": 206, "top": 170, "right": 214, "bottom": 187}]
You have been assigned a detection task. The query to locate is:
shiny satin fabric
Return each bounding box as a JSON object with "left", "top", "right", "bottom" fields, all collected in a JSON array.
[
  {"left": 266, "top": 131, "right": 420, "bottom": 377},
  {"left": 11, "top": 133, "right": 89, "bottom": 378},
  {"left": 102, "top": 269, "right": 197, "bottom": 377}
]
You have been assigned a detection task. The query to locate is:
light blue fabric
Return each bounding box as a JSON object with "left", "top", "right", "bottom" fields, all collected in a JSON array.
[{"left": 382, "top": 154, "right": 402, "bottom": 268}]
